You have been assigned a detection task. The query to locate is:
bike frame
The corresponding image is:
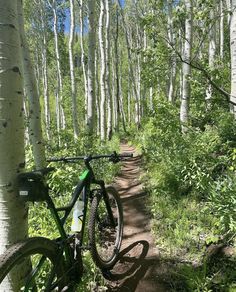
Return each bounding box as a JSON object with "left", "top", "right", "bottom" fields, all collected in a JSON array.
[
  {"left": 17, "top": 152, "right": 132, "bottom": 289},
  {"left": 44, "top": 162, "right": 114, "bottom": 266}
]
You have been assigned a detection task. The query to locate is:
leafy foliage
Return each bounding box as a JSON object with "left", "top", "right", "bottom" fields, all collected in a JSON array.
[{"left": 132, "top": 96, "right": 236, "bottom": 290}]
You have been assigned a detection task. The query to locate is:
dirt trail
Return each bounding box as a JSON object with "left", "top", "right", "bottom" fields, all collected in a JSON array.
[{"left": 107, "top": 144, "right": 166, "bottom": 292}]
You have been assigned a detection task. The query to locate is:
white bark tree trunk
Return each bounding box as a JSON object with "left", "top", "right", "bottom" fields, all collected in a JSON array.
[
  {"left": 113, "top": 8, "right": 120, "bottom": 132},
  {"left": 69, "top": 0, "right": 79, "bottom": 139},
  {"left": 105, "top": 0, "right": 112, "bottom": 140},
  {"left": 226, "top": 0, "right": 232, "bottom": 26},
  {"left": 220, "top": 0, "right": 224, "bottom": 59},
  {"left": 180, "top": 0, "right": 192, "bottom": 133},
  {"left": 95, "top": 49, "right": 100, "bottom": 136},
  {"left": 18, "top": 0, "right": 46, "bottom": 169},
  {"left": 87, "top": 0, "right": 96, "bottom": 135},
  {"left": 167, "top": 0, "right": 177, "bottom": 103},
  {"left": 149, "top": 87, "right": 154, "bottom": 111},
  {"left": 99, "top": 0, "right": 106, "bottom": 140},
  {"left": 49, "top": 0, "right": 65, "bottom": 133},
  {"left": 40, "top": 1, "right": 50, "bottom": 140},
  {"left": 117, "top": 0, "right": 140, "bottom": 127},
  {"left": 206, "top": 9, "right": 216, "bottom": 105},
  {"left": 230, "top": 0, "right": 236, "bottom": 114},
  {"left": 0, "top": 0, "right": 28, "bottom": 289},
  {"left": 79, "top": 0, "right": 88, "bottom": 125}
]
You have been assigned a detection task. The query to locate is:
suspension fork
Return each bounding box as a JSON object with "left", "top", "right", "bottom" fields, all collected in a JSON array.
[{"left": 97, "top": 181, "right": 116, "bottom": 227}]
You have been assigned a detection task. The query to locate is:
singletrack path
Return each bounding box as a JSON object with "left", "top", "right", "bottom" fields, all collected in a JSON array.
[{"left": 107, "top": 144, "right": 166, "bottom": 292}]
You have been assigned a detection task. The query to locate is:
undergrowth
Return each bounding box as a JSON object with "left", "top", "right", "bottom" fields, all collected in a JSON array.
[
  {"left": 133, "top": 98, "right": 236, "bottom": 291},
  {"left": 25, "top": 134, "right": 120, "bottom": 291}
]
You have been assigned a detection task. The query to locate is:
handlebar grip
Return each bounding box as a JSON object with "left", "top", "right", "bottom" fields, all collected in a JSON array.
[
  {"left": 47, "top": 157, "right": 66, "bottom": 162},
  {"left": 119, "top": 153, "right": 133, "bottom": 158}
]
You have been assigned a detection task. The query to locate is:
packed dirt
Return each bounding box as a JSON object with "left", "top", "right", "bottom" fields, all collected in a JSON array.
[{"left": 106, "top": 144, "right": 167, "bottom": 292}]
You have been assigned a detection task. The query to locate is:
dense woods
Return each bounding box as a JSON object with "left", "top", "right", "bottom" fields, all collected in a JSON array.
[{"left": 0, "top": 0, "right": 236, "bottom": 290}]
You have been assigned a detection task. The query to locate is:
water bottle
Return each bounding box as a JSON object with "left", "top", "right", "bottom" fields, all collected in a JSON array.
[{"left": 71, "top": 200, "right": 84, "bottom": 232}]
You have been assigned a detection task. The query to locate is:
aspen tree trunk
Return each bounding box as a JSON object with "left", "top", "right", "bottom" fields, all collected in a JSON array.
[
  {"left": 206, "top": 9, "right": 216, "bottom": 105},
  {"left": 134, "top": 10, "right": 142, "bottom": 123},
  {"left": 180, "top": 0, "right": 192, "bottom": 133},
  {"left": 230, "top": 0, "right": 236, "bottom": 114},
  {"left": 99, "top": 0, "right": 106, "bottom": 140},
  {"left": 18, "top": 0, "right": 46, "bottom": 169},
  {"left": 50, "top": 0, "right": 65, "bottom": 134},
  {"left": 95, "top": 49, "right": 100, "bottom": 136},
  {"left": 226, "top": 0, "right": 231, "bottom": 26},
  {"left": 87, "top": 0, "right": 96, "bottom": 135},
  {"left": 40, "top": 1, "right": 50, "bottom": 140},
  {"left": 0, "top": 0, "right": 28, "bottom": 290},
  {"left": 117, "top": 0, "right": 140, "bottom": 127},
  {"left": 79, "top": 0, "right": 88, "bottom": 124},
  {"left": 149, "top": 87, "right": 154, "bottom": 111},
  {"left": 119, "top": 75, "right": 127, "bottom": 133},
  {"left": 69, "top": 0, "right": 79, "bottom": 139},
  {"left": 111, "top": 58, "right": 117, "bottom": 131},
  {"left": 114, "top": 8, "right": 120, "bottom": 132},
  {"left": 167, "top": 0, "right": 177, "bottom": 103},
  {"left": 220, "top": 0, "right": 224, "bottom": 59},
  {"left": 128, "top": 72, "right": 131, "bottom": 125},
  {"left": 105, "top": 0, "right": 112, "bottom": 140},
  {"left": 179, "top": 28, "right": 183, "bottom": 99}
]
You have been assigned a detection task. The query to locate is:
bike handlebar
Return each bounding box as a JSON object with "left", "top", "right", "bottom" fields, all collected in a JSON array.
[{"left": 47, "top": 152, "right": 133, "bottom": 164}]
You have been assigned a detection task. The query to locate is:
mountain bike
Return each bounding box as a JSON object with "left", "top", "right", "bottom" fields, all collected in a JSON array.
[{"left": 0, "top": 152, "right": 132, "bottom": 291}]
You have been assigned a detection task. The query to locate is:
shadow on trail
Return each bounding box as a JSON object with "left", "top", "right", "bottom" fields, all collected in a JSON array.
[{"left": 106, "top": 240, "right": 155, "bottom": 291}]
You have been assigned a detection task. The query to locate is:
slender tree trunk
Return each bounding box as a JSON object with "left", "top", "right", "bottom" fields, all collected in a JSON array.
[
  {"left": 167, "top": 0, "right": 177, "bottom": 103},
  {"left": 111, "top": 57, "right": 117, "bottom": 131},
  {"left": 50, "top": 0, "right": 65, "bottom": 134},
  {"left": 226, "top": 0, "right": 231, "bottom": 26},
  {"left": 180, "top": 0, "right": 192, "bottom": 133},
  {"left": 79, "top": 0, "right": 88, "bottom": 125},
  {"left": 117, "top": 0, "right": 140, "bottom": 127},
  {"left": 95, "top": 49, "right": 100, "bottom": 136},
  {"left": 220, "top": 0, "right": 224, "bottom": 59},
  {"left": 105, "top": 0, "right": 112, "bottom": 140},
  {"left": 87, "top": 0, "right": 96, "bottom": 135},
  {"left": 99, "top": 0, "right": 106, "bottom": 140},
  {"left": 40, "top": 1, "right": 50, "bottom": 140},
  {"left": 149, "top": 87, "right": 154, "bottom": 111},
  {"left": 18, "top": 0, "right": 46, "bottom": 169},
  {"left": 0, "top": 0, "right": 28, "bottom": 290},
  {"left": 119, "top": 76, "right": 127, "bottom": 133},
  {"left": 114, "top": 8, "right": 120, "bottom": 132},
  {"left": 206, "top": 9, "right": 216, "bottom": 106},
  {"left": 69, "top": 0, "right": 79, "bottom": 139},
  {"left": 230, "top": 0, "right": 236, "bottom": 114}
]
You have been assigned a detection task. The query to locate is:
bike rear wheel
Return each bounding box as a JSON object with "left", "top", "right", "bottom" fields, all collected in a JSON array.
[
  {"left": 0, "top": 237, "right": 67, "bottom": 291},
  {"left": 89, "top": 186, "right": 123, "bottom": 269}
]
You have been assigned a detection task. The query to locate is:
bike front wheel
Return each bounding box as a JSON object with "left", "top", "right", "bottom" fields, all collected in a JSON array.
[
  {"left": 0, "top": 237, "right": 67, "bottom": 291},
  {"left": 89, "top": 186, "right": 123, "bottom": 269}
]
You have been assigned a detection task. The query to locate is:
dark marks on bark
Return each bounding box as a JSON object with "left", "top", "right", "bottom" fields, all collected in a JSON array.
[{"left": 2, "top": 121, "right": 7, "bottom": 128}]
